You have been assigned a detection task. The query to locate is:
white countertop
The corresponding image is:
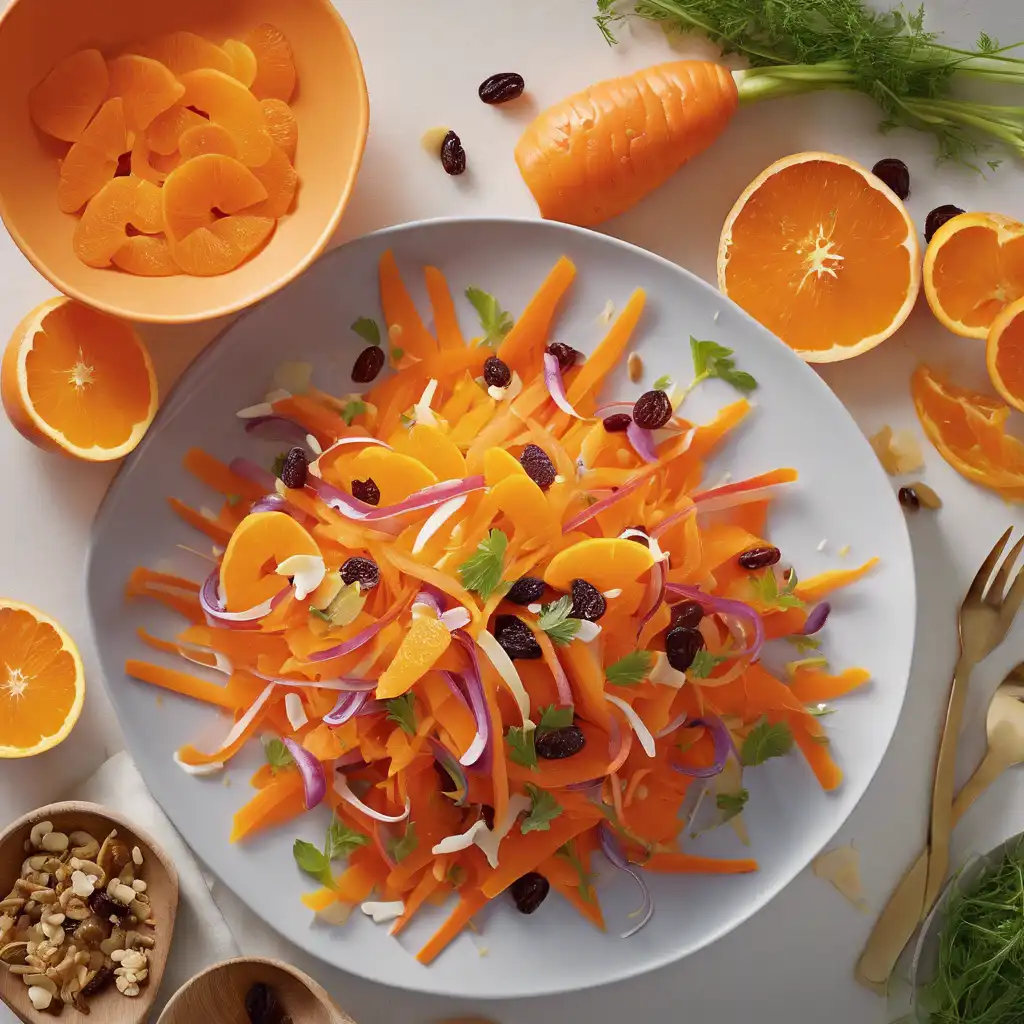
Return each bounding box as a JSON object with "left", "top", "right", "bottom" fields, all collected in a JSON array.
[{"left": 4, "top": 0, "right": 1024, "bottom": 1021}]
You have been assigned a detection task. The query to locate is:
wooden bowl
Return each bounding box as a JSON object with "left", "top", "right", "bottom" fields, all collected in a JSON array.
[
  {"left": 156, "top": 957, "right": 356, "bottom": 1024},
  {"left": 0, "top": 801, "right": 179, "bottom": 1024},
  {"left": 0, "top": 0, "right": 368, "bottom": 323}
]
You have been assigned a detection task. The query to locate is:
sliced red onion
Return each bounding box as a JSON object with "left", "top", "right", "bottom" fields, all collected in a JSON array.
[
  {"left": 310, "top": 475, "right": 486, "bottom": 523},
  {"left": 253, "top": 672, "right": 376, "bottom": 691},
  {"left": 650, "top": 504, "right": 696, "bottom": 540},
  {"left": 412, "top": 588, "right": 445, "bottom": 618},
  {"left": 800, "top": 601, "right": 831, "bottom": 635},
  {"left": 563, "top": 474, "right": 650, "bottom": 533},
  {"left": 335, "top": 772, "right": 410, "bottom": 822},
  {"left": 357, "top": 699, "right": 386, "bottom": 717},
  {"left": 452, "top": 632, "right": 491, "bottom": 768},
  {"left": 229, "top": 457, "right": 277, "bottom": 492},
  {"left": 543, "top": 352, "right": 587, "bottom": 420},
  {"left": 669, "top": 716, "right": 731, "bottom": 779},
  {"left": 565, "top": 779, "right": 605, "bottom": 795},
  {"left": 244, "top": 415, "right": 310, "bottom": 446},
  {"left": 282, "top": 738, "right": 327, "bottom": 809},
  {"left": 249, "top": 493, "right": 317, "bottom": 526},
  {"left": 626, "top": 421, "right": 659, "bottom": 464},
  {"left": 429, "top": 739, "right": 469, "bottom": 806},
  {"left": 199, "top": 568, "right": 286, "bottom": 630},
  {"left": 593, "top": 401, "right": 635, "bottom": 418},
  {"left": 666, "top": 583, "right": 764, "bottom": 659},
  {"left": 635, "top": 561, "right": 667, "bottom": 640},
  {"left": 599, "top": 824, "right": 653, "bottom": 939},
  {"left": 323, "top": 691, "right": 370, "bottom": 726},
  {"left": 307, "top": 598, "right": 411, "bottom": 663},
  {"left": 316, "top": 435, "right": 392, "bottom": 459},
  {"left": 691, "top": 471, "right": 797, "bottom": 515},
  {"left": 545, "top": 644, "right": 574, "bottom": 707},
  {"left": 335, "top": 749, "right": 368, "bottom": 770}
]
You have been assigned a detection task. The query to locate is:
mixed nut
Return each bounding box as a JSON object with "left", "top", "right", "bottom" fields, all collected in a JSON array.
[{"left": 0, "top": 821, "right": 156, "bottom": 1014}]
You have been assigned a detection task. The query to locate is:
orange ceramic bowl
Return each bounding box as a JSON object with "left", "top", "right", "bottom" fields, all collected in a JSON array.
[{"left": 0, "top": 0, "right": 368, "bottom": 323}]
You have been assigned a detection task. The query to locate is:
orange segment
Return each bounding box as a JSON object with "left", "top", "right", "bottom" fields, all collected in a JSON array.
[
  {"left": 56, "top": 97, "right": 128, "bottom": 213},
  {"left": 376, "top": 614, "right": 452, "bottom": 700},
  {"left": 162, "top": 153, "right": 267, "bottom": 240},
  {"left": 219, "top": 510, "right": 320, "bottom": 611},
  {"left": 0, "top": 297, "right": 157, "bottom": 460},
  {"left": 74, "top": 177, "right": 137, "bottom": 267},
  {"left": 261, "top": 99, "right": 297, "bottom": 162},
  {"left": 113, "top": 235, "right": 178, "bottom": 277},
  {"left": 178, "top": 69, "right": 273, "bottom": 167},
  {"left": 718, "top": 152, "right": 920, "bottom": 363},
  {"left": 131, "top": 31, "right": 235, "bottom": 77},
  {"left": 146, "top": 104, "right": 208, "bottom": 155},
  {"left": 29, "top": 49, "right": 109, "bottom": 142},
  {"left": 988, "top": 296, "right": 1024, "bottom": 413},
  {"left": 168, "top": 216, "right": 275, "bottom": 276},
  {"left": 132, "top": 178, "right": 164, "bottom": 234},
  {"left": 924, "top": 213, "right": 1024, "bottom": 339},
  {"left": 545, "top": 538, "right": 656, "bottom": 592},
  {"left": 245, "top": 24, "right": 296, "bottom": 102},
  {"left": 0, "top": 600, "right": 84, "bottom": 758},
  {"left": 245, "top": 143, "right": 297, "bottom": 218},
  {"left": 179, "top": 123, "right": 238, "bottom": 160},
  {"left": 223, "top": 40, "right": 258, "bottom": 89},
  {"left": 106, "top": 54, "right": 185, "bottom": 133},
  {"left": 131, "top": 135, "right": 179, "bottom": 186},
  {"left": 343, "top": 448, "right": 438, "bottom": 505}
]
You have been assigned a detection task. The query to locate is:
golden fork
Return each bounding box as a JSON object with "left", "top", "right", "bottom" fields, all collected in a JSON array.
[{"left": 856, "top": 528, "right": 1024, "bottom": 992}]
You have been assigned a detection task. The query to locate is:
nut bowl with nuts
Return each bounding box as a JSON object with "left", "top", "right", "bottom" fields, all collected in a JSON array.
[{"left": 0, "top": 802, "right": 178, "bottom": 1023}]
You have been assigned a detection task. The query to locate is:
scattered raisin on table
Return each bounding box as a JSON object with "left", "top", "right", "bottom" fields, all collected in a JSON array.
[
  {"left": 871, "top": 158, "right": 910, "bottom": 200},
  {"left": 536, "top": 724, "right": 586, "bottom": 760},
  {"left": 519, "top": 443, "right": 557, "bottom": 490},
  {"left": 602, "top": 413, "right": 632, "bottom": 433},
  {"left": 898, "top": 486, "right": 920, "bottom": 511},
  {"left": 925, "top": 204, "right": 965, "bottom": 243},
  {"left": 479, "top": 72, "right": 526, "bottom": 104},
  {"left": 441, "top": 131, "right": 467, "bottom": 175},
  {"left": 340, "top": 556, "right": 380, "bottom": 590},
  {"left": 671, "top": 600, "right": 704, "bottom": 630},
  {"left": 245, "top": 982, "right": 281, "bottom": 1024},
  {"left": 351, "top": 477, "right": 380, "bottom": 506},
  {"left": 546, "top": 342, "right": 579, "bottom": 372},
  {"left": 738, "top": 545, "right": 781, "bottom": 570},
  {"left": 351, "top": 345, "right": 385, "bottom": 383},
  {"left": 665, "top": 626, "right": 706, "bottom": 672},
  {"left": 494, "top": 614, "right": 542, "bottom": 660},
  {"left": 483, "top": 355, "right": 512, "bottom": 388},
  {"left": 279, "top": 447, "right": 308, "bottom": 489},
  {"left": 507, "top": 576, "right": 546, "bottom": 605},
  {"left": 632, "top": 389, "right": 673, "bottom": 430},
  {"left": 570, "top": 578, "right": 606, "bottom": 621},
  {"left": 510, "top": 872, "right": 550, "bottom": 914}
]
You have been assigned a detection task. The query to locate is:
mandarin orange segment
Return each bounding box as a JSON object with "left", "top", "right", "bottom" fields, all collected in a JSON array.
[
  {"left": 73, "top": 177, "right": 138, "bottom": 267},
  {"left": 178, "top": 122, "right": 238, "bottom": 160},
  {"left": 131, "top": 31, "right": 235, "bottom": 77},
  {"left": 162, "top": 153, "right": 267, "bottom": 241},
  {"left": 168, "top": 215, "right": 275, "bottom": 276},
  {"left": 29, "top": 49, "right": 109, "bottom": 142},
  {"left": 131, "top": 135, "right": 179, "bottom": 185},
  {"left": 56, "top": 98, "right": 128, "bottom": 214},
  {"left": 245, "top": 143, "right": 297, "bottom": 218},
  {"left": 718, "top": 153, "right": 920, "bottom": 362},
  {"left": 178, "top": 69, "right": 273, "bottom": 167},
  {"left": 987, "top": 296, "right": 1024, "bottom": 413},
  {"left": 132, "top": 178, "right": 164, "bottom": 234},
  {"left": 545, "top": 538, "right": 656, "bottom": 592},
  {"left": 223, "top": 39, "right": 258, "bottom": 89},
  {"left": 343, "top": 448, "right": 438, "bottom": 505},
  {"left": 376, "top": 614, "right": 452, "bottom": 700},
  {"left": 106, "top": 54, "right": 185, "bottom": 133},
  {"left": 112, "top": 235, "right": 178, "bottom": 277},
  {"left": 0, "top": 601, "right": 84, "bottom": 758},
  {"left": 146, "top": 104, "right": 209, "bottom": 155},
  {"left": 245, "top": 23, "right": 296, "bottom": 102},
  {"left": 261, "top": 99, "right": 297, "bottom": 162}
]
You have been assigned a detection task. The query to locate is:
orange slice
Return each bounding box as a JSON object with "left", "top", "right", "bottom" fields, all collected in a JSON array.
[
  {"left": 146, "top": 104, "right": 208, "bottom": 155},
  {"left": 178, "top": 123, "right": 238, "bottom": 161},
  {"left": 261, "top": 99, "right": 297, "bottom": 162},
  {"left": 112, "top": 235, "right": 178, "bottom": 277},
  {"left": 74, "top": 177, "right": 138, "bottom": 267},
  {"left": 0, "top": 297, "right": 157, "bottom": 460},
  {"left": 56, "top": 97, "right": 128, "bottom": 213},
  {"left": 131, "top": 31, "right": 235, "bottom": 77},
  {"left": 245, "top": 24, "right": 296, "bottom": 102},
  {"left": 168, "top": 216, "right": 275, "bottom": 276},
  {"left": 131, "top": 135, "right": 179, "bottom": 186},
  {"left": 132, "top": 178, "right": 164, "bottom": 234},
  {"left": 923, "top": 212, "right": 1024, "bottom": 339},
  {"left": 178, "top": 69, "right": 273, "bottom": 167},
  {"left": 0, "top": 600, "right": 84, "bottom": 758},
  {"left": 29, "top": 49, "right": 109, "bottom": 142},
  {"left": 987, "top": 296, "right": 1024, "bottom": 413},
  {"left": 718, "top": 152, "right": 920, "bottom": 363},
  {"left": 545, "top": 538, "right": 655, "bottom": 592},
  {"left": 246, "top": 143, "right": 297, "bottom": 218},
  {"left": 377, "top": 613, "right": 452, "bottom": 700},
  {"left": 106, "top": 54, "right": 185, "bottom": 133},
  {"left": 343, "top": 448, "right": 438, "bottom": 505},
  {"left": 223, "top": 39, "right": 258, "bottom": 89},
  {"left": 162, "top": 152, "right": 267, "bottom": 241}
]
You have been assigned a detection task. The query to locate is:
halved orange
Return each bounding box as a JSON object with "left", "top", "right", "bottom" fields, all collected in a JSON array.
[
  {"left": 29, "top": 49, "right": 109, "bottom": 142},
  {"left": 178, "top": 69, "right": 273, "bottom": 167},
  {"left": 245, "top": 23, "right": 296, "bottom": 102},
  {"left": 987, "top": 296, "right": 1024, "bottom": 413},
  {"left": 718, "top": 152, "right": 920, "bottom": 363},
  {"left": 0, "top": 599, "right": 84, "bottom": 758},
  {"left": 106, "top": 54, "right": 185, "bottom": 133},
  {"left": 56, "top": 97, "right": 128, "bottom": 213},
  {"left": 924, "top": 212, "right": 1024, "bottom": 339},
  {"left": 0, "top": 297, "right": 158, "bottom": 460}
]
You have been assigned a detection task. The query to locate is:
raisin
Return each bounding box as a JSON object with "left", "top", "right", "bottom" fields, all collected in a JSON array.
[
  {"left": 671, "top": 600, "right": 704, "bottom": 630},
  {"left": 925, "top": 204, "right": 965, "bottom": 243},
  {"left": 603, "top": 413, "right": 632, "bottom": 432},
  {"left": 114, "top": 152, "right": 132, "bottom": 178},
  {"left": 245, "top": 982, "right": 281, "bottom": 1024},
  {"left": 340, "top": 556, "right": 380, "bottom": 590},
  {"left": 351, "top": 344, "right": 385, "bottom": 384},
  {"left": 351, "top": 477, "right": 380, "bottom": 506},
  {"left": 279, "top": 446, "right": 308, "bottom": 489},
  {"left": 871, "top": 158, "right": 910, "bottom": 200},
  {"left": 632, "top": 389, "right": 673, "bottom": 430},
  {"left": 546, "top": 342, "right": 579, "bottom": 373},
  {"left": 506, "top": 575, "right": 546, "bottom": 605},
  {"left": 494, "top": 614, "right": 542, "bottom": 660},
  {"left": 898, "top": 485, "right": 920, "bottom": 511},
  {"left": 535, "top": 724, "right": 586, "bottom": 759},
  {"left": 479, "top": 72, "right": 526, "bottom": 104},
  {"left": 519, "top": 443, "right": 556, "bottom": 490},
  {"left": 738, "top": 545, "right": 781, "bottom": 570},
  {"left": 570, "top": 578, "right": 606, "bottom": 621},
  {"left": 440, "top": 131, "right": 467, "bottom": 175},
  {"left": 510, "top": 871, "right": 550, "bottom": 914},
  {"left": 483, "top": 355, "right": 512, "bottom": 388},
  {"left": 87, "top": 890, "right": 128, "bottom": 919},
  {"left": 665, "top": 626, "right": 705, "bottom": 672},
  {"left": 481, "top": 804, "right": 496, "bottom": 830},
  {"left": 81, "top": 966, "right": 115, "bottom": 997}
]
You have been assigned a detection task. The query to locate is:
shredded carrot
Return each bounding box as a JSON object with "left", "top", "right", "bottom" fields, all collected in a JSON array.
[
  {"left": 416, "top": 891, "right": 488, "bottom": 965},
  {"left": 424, "top": 266, "right": 466, "bottom": 350},
  {"left": 231, "top": 772, "right": 305, "bottom": 842},
  {"left": 126, "top": 660, "right": 236, "bottom": 709},
  {"left": 497, "top": 255, "right": 576, "bottom": 376}
]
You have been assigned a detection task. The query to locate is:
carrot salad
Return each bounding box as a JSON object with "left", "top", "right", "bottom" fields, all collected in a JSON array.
[{"left": 125, "top": 251, "right": 876, "bottom": 963}]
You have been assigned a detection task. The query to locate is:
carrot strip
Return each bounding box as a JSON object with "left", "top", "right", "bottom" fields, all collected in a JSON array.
[
  {"left": 168, "top": 497, "right": 232, "bottom": 545},
  {"left": 391, "top": 869, "right": 442, "bottom": 936},
  {"left": 416, "top": 891, "right": 489, "bottom": 965},
  {"left": 125, "top": 660, "right": 236, "bottom": 709},
  {"left": 497, "top": 255, "right": 576, "bottom": 375},
  {"left": 183, "top": 448, "right": 265, "bottom": 502},
  {"left": 230, "top": 772, "right": 306, "bottom": 842},
  {"left": 790, "top": 667, "right": 871, "bottom": 703},
  {"left": 567, "top": 289, "right": 646, "bottom": 405},
  {"left": 791, "top": 723, "right": 844, "bottom": 791},
  {"left": 479, "top": 658, "right": 509, "bottom": 829},
  {"left": 797, "top": 559, "right": 879, "bottom": 602},
  {"left": 424, "top": 266, "right": 466, "bottom": 350},
  {"left": 380, "top": 250, "right": 437, "bottom": 360},
  {"left": 550, "top": 876, "right": 606, "bottom": 931},
  {"left": 644, "top": 852, "right": 759, "bottom": 874},
  {"left": 126, "top": 567, "right": 201, "bottom": 593}
]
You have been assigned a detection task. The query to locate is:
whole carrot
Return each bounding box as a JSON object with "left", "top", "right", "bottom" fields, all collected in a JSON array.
[{"left": 515, "top": 60, "right": 737, "bottom": 227}]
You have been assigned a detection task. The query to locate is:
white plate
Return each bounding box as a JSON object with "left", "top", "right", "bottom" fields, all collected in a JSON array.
[{"left": 87, "top": 217, "right": 915, "bottom": 997}]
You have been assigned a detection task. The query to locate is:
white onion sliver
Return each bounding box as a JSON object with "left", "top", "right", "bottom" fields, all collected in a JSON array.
[
  {"left": 576, "top": 620, "right": 601, "bottom": 643},
  {"left": 476, "top": 630, "right": 532, "bottom": 725},
  {"left": 542, "top": 352, "right": 587, "bottom": 420},
  {"left": 649, "top": 651, "right": 687, "bottom": 691},
  {"left": 335, "top": 773, "right": 410, "bottom": 823},
  {"left": 194, "top": 682, "right": 275, "bottom": 758},
  {"left": 284, "top": 692, "right": 308, "bottom": 731},
  {"left": 176, "top": 646, "right": 233, "bottom": 676},
  {"left": 440, "top": 607, "right": 471, "bottom": 632},
  {"left": 413, "top": 495, "right": 468, "bottom": 555},
  {"left": 474, "top": 794, "right": 533, "bottom": 868},
  {"left": 236, "top": 402, "right": 274, "bottom": 419},
  {"left": 619, "top": 528, "right": 667, "bottom": 562},
  {"left": 605, "top": 693, "right": 656, "bottom": 757},
  {"left": 172, "top": 752, "right": 224, "bottom": 776}
]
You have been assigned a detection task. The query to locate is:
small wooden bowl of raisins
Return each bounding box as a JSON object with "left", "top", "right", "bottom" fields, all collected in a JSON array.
[{"left": 156, "top": 957, "right": 356, "bottom": 1024}]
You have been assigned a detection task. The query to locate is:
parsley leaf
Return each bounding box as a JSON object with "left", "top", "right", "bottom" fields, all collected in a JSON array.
[
  {"left": 391, "top": 346, "right": 405, "bottom": 365},
  {"left": 750, "top": 568, "right": 805, "bottom": 610},
  {"left": 521, "top": 784, "right": 563, "bottom": 834},
  {"left": 264, "top": 737, "right": 294, "bottom": 773},
  {"left": 388, "top": 822, "right": 417, "bottom": 863},
  {"left": 556, "top": 840, "right": 596, "bottom": 902},
  {"left": 340, "top": 399, "right": 367, "bottom": 425},
  {"left": 653, "top": 374, "right": 673, "bottom": 391},
  {"left": 351, "top": 316, "right": 381, "bottom": 347},
  {"left": 716, "top": 789, "right": 749, "bottom": 822},
  {"left": 385, "top": 694, "right": 417, "bottom": 736},
  {"left": 506, "top": 725, "right": 537, "bottom": 769},
  {"left": 458, "top": 529, "right": 508, "bottom": 600},
  {"left": 605, "top": 649, "right": 653, "bottom": 686},
  {"left": 324, "top": 817, "right": 369, "bottom": 860},
  {"left": 688, "top": 649, "right": 727, "bottom": 679},
  {"left": 309, "top": 605, "right": 332, "bottom": 623},
  {"left": 271, "top": 451, "right": 288, "bottom": 478},
  {"left": 786, "top": 634, "right": 821, "bottom": 655},
  {"left": 689, "top": 337, "right": 758, "bottom": 394},
  {"left": 293, "top": 839, "right": 334, "bottom": 889},
  {"left": 537, "top": 596, "right": 582, "bottom": 646},
  {"left": 226, "top": 493, "right": 242, "bottom": 507},
  {"left": 538, "top": 704, "right": 574, "bottom": 731},
  {"left": 740, "top": 717, "right": 795, "bottom": 767},
  {"left": 446, "top": 863, "right": 467, "bottom": 888},
  {"left": 465, "top": 287, "right": 514, "bottom": 348}
]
